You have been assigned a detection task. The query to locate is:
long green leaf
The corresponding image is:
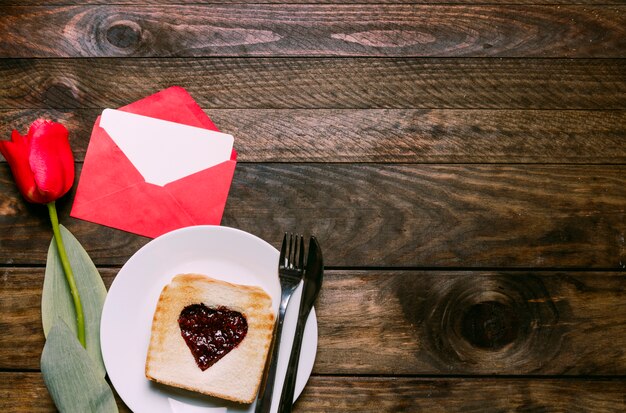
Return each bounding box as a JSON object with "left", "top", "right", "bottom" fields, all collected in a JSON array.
[
  {"left": 41, "top": 318, "right": 118, "bottom": 413},
  {"left": 42, "top": 224, "right": 107, "bottom": 377}
]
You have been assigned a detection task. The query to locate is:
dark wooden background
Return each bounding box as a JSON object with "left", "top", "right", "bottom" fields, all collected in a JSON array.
[{"left": 0, "top": 0, "right": 625, "bottom": 412}]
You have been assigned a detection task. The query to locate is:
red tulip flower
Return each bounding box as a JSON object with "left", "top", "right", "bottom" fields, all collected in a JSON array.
[
  {"left": 0, "top": 119, "right": 74, "bottom": 204},
  {"left": 1, "top": 119, "right": 85, "bottom": 347}
]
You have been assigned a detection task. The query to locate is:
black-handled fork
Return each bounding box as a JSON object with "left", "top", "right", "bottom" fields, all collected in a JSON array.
[{"left": 255, "top": 233, "right": 305, "bottom": 413}]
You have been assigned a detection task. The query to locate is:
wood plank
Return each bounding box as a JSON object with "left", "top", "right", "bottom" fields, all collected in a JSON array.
[
  {"left": 1, "top": 5, "right": 624, "bottom": 58},
  {"left": 0, "top": 372, "right": 131, "bottom": 412},
  {"left": 2, "top": 269, "right": 626, "bottom": 374},
  {"left": 1, "top": 163, "right": 625, "bottom": 268},
  {"left": 1, "top": 58, "right": 624, "bottom": 110},
  {"left": 2, "top": 109, "right": 626, "bottom": 163},
  {"left": 317, "top": 270, "right": 626, "bottom": 375},
  {"left": 301, "top": 377, "right": 626, "bottom": 412},
  {"left": 298, "top": 377, "right": 626, "bottom": 412},
  {"left": 7, "top": 0, "right": 625, "bottom": 5},
  {"left": 1, "top": 374, "right": 626, "bottom": 412},
  {"left": 0, "top": 373, "right": 57, "bottom": 412}
]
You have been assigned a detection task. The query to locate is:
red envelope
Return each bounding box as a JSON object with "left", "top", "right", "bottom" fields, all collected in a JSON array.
[{"left": 70, "top": 87, "right": 237, "bottom": 238}]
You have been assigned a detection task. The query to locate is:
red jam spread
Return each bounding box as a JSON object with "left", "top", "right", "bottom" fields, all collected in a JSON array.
[{"left": 178, "top": 304, "right": 248, "bottom": 371}]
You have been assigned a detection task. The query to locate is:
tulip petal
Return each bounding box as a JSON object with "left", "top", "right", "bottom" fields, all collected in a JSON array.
[
  {"left": 0, "top": 132, "right": 45, "bottom": 203},
  {"left": 11, "top": 129, "right": 26, "bottom": 144},
  {"left": 0, "top": 130, "right": 27, "bottom": 161},
  {"left": 28, "top": 120, "right": 75, "bottom": 203}
]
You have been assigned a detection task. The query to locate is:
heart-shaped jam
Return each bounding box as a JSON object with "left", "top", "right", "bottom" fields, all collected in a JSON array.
[{"left": 178, "top": 304, "right": 248, "bottom": 371}]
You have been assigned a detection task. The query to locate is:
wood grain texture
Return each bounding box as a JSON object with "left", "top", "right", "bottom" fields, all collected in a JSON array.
[
  {"left": 2, "top": 109, "right": 626, "bottom": 164},
  {"left": 0, "top": 373, "right": 58, "bottom": 412},
  {"left": 298, "top": 377, "right": 626, "bottom": 412},
  {"left": 1, "top": 58, "right": 625, "bottom": 110},
  {"left": 0, "top": 372, "right": 131, "bottom": 412},
  {"left": 1, "top": 5, "right": 624, "bottom": 58},
  {"left": 2, "top": 270, "right": 626, "bottom": 375},
  {"left": 1, "top": 163, "right": 625, "bottom": 268},
  {"left": 7, "top": 0, "right": 626, "bottom": 5},
  {"left": 2, "top": 373, "right": 625, "bottom": 412}
]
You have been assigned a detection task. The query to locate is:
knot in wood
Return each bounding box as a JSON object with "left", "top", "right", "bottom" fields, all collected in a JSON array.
[
  {"left": 415, "top": 273, "right": 566, "bottom": 373},
  {"left": 43, "top": 82, "right": 79, "bottom": 108},
  {"left": 460, "top": 301, "right": 519, "bottom": 349},
  {"left": 106, "top": 22, "right": 142, "bottom": 49}
]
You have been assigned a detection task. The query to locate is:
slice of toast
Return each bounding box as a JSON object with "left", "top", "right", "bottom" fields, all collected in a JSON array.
[{"left": 145, "top": 273, "right": 275, "bottom": 403}]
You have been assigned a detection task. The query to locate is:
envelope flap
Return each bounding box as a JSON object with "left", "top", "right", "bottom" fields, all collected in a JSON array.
[
  {"left": 120, "top": 86, "right": 218, "bottom": 131},
  {"left": 74, "top": 116, "right": 146, "bottom": 203},
  {"left": 165, "top": 160, "right": 237, "bottom": 225}
]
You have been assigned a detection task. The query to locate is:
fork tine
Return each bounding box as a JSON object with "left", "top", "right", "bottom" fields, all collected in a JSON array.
[
  {"left": 291, "top": 233, "right": 297, "bottom": 268},
  {"left": 279, "top": 233, "right": 287, "bottom": 267},
  {"left": 298, "top": 235, "right": 304, "bottom": 270},
  {"left": 289, "top": 234, "right": 295, "bottom": 268},
  {"left": 288, "top": 232, "right": 294, "bottom": 268},
  {"left": 295, "top": 235, "right": 301, "bottom": 269}
]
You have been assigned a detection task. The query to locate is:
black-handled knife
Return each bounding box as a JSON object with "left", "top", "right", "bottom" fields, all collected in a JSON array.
[{"left": 277, "top": 236, "right": 323, "bottom": 412}]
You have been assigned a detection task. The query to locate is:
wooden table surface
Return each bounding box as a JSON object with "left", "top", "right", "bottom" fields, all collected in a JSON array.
[{"left": 1, "top": 1, "right": 625, "bottom": 412}]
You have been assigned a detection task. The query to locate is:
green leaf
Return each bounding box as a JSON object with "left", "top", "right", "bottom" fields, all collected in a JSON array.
[
  {"left": 41, "top": 318, "right": 118, "bottom": 413},
  {"left": 42, "top": 224, "right": 107, "bottom": 377}
]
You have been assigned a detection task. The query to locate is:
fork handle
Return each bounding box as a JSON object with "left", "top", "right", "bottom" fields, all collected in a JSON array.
[
  {"left": 276, "top": 306, "right": 310, "bottom": 413},
  {"left": 255, "top": 300, "right": 290, "bottom": 413}
]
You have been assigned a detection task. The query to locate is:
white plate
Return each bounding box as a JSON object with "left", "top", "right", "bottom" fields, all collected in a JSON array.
[{"left": 101, "top": 226, "right": 318, "bottom": 413}]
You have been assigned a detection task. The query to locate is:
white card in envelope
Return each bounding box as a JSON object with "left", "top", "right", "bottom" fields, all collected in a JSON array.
[{"left": 100, "top": 109, "right": 234, "bottom": 187}]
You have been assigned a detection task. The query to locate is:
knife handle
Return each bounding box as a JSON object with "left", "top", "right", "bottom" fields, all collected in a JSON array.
[
  {"left": 256, "top": 298, "right": 290, "bottom": 413},
  {"left": 277, "top": 307, "right": 310, "bottom": 413}
]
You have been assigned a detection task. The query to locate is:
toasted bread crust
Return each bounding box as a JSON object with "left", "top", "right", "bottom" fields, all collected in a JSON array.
[{"left": 145, "top": 273, "right": 275, "bottom": 404}]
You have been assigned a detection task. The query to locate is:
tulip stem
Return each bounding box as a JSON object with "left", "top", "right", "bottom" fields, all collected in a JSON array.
[{"left": 47, "top": 202, "right": 86, "bottom": 348}]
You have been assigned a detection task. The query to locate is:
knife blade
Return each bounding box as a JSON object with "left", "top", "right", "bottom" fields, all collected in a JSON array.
[{"left": 277, "top": 236, "right": 323, "bottom": 413}]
